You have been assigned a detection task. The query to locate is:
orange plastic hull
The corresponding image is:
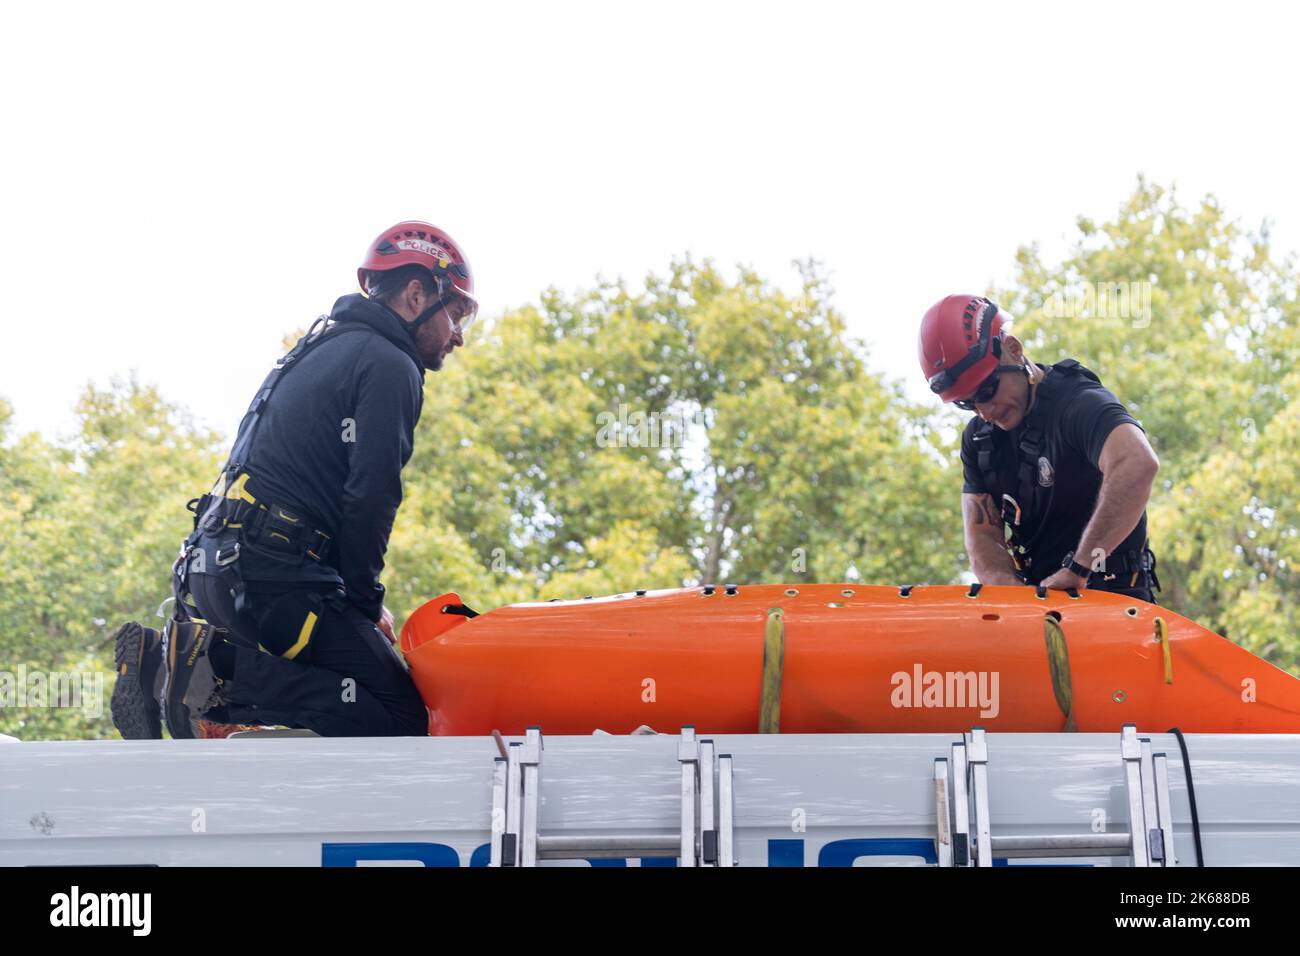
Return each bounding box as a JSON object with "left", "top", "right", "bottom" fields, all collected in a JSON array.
[{"left": 399, "top": 585, "right": 1300, "bottom": 735}]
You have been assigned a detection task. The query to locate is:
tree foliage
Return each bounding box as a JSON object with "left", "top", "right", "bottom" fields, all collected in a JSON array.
[
  {"left": 386, "top": 258, "right": 964, "bottom": 617},
  {"left": 998, "top": 177, "right": 1300, "bottom": 671},
  {"left": 3, "top": 178, "right": 1299, "bottom": 740},
  {"left": 0, "top": 379, "right": 223, "bottom": 739}
]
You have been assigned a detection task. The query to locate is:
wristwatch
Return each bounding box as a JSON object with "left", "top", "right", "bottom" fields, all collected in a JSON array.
[{"left": 1061, "top": 551, "right": 1092, "bottom": 579}]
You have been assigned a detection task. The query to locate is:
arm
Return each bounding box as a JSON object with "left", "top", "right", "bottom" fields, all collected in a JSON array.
[
  {"left": 958, "top": 421, "right": 1023, "bottom": 586},
  {"left": 1041, "top": 423, "right": 1159, "bottom": 589},
  {"left": 1074, "top": 423, "right": 1159, "bottom": 567},
  {"left": 336, "top": 343, "right": 423, "bottom": 621},
  {"left": 963, "top": 492, "right": 1023, "bottom": 585}
]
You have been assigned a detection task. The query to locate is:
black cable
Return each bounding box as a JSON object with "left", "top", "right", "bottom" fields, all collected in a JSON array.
[{"left": 1167, "top": 727, "right": 1204, "bottom": 866}]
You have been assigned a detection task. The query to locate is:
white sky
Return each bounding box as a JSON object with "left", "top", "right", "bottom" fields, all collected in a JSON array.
[{"left": 2, "top": 0, "right": 1297, "bottom": 443}]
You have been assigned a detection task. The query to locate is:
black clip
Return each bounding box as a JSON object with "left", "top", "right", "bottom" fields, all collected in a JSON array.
[
  {"left": 1001, "top": 494, "right": 1022, "bottom": 527},
  {"left": 441, "top": 603, "right": 480, "bottom": 619}
]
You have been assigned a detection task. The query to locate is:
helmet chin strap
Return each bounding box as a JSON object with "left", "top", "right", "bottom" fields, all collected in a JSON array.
[{"left": 407, "top": 296, "right": 454, "bottom": 334}]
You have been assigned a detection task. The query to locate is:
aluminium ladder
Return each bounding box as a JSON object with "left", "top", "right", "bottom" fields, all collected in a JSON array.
[
  {"left": 933, "top": 724, "right": 1177, "bottom": 867},
  {"left": 489, "top": 725, "right": 736, "bottom": 867},
  {"left": 485, "top": 723, "right": 1176, "bottom": 867}
]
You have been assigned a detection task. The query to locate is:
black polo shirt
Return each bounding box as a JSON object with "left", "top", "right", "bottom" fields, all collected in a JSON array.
[{"left": 960, "top": 361, "right": 1148, "bottom": 584}]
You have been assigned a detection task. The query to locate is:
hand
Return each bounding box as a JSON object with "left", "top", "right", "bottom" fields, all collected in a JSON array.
[
  {"left": 1039, "top": 568, "right": 1088, "bottom": 591},
  {"left": 377, "top": 605, "right": 397, "bottom": 645}
]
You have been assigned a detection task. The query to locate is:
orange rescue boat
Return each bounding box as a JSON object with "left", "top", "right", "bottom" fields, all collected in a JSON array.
[{"left": 399, "top": 584, "right": 1300, "bottom": 736}]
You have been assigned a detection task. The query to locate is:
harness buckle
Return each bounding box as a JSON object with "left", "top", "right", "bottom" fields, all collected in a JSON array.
[
  {"left": 215, "top": 543, "right": 241, "bottom": 567},
  {"left": 305, "top": 529, "right": 331, "bottom": 562},
  {"left": 1000, "top": 494, "right": 1022, "bottom": 527},
  {"left": 200, "top": 508, "right": 227, "bottom": 535}
]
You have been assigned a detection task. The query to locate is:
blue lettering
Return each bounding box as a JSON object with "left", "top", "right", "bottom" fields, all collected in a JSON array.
[
  {"left": 768, "top": 839, "right": 805, "bottom": 867},
  {"left": 322, "top": 842, "right": 460, "bottom": 867},
  {"left": 324, "top": 838, "right": 1093, "bottom": 867},
  {"left": 818, "top": 838, "right": 937, "bottom": 866}
]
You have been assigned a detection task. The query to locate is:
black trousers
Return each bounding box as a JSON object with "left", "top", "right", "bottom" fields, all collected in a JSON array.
[
  {"left": 1089, "top": 554, "right": 1161, "bottom": 604},
  {"left": 187, "top": 572, "right": 428, "bottom": 737},
  {"left": 1089, "top": 577, "right": 1158, "bottom": 605}
]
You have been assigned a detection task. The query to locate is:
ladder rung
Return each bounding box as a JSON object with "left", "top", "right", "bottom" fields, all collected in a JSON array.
[
  {"left": 935, "top": 725, "right": 1178, "bottom": 868},
  {"left": 538, "top": 832, "right": 680, "bottom": 859},
  {"left": 992, "top": 833, "right": 1133, "bottom": 857},
  {"left": 488, "top": 726, "right": 733, "bottom": 866}
]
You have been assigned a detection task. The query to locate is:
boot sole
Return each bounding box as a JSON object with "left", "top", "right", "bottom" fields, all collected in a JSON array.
[{"left": 111, "top": 622, "right": 162, "bottom": 739}]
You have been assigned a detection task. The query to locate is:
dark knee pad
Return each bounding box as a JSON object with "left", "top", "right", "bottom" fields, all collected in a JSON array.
[{"left": 253, "top": 589, "right": 328, "bottom": 660}]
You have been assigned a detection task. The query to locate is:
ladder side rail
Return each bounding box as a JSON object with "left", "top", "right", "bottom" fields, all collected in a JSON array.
[
  {"left": 520, "top": 727, "right": 543, "bottom": 867},
  {"left": 718, "top": 754, "right": 735, "bottom": 867},
  {"left": 951, "top": 740, "right": 972, "bottom": 866},
  {"left": 1152, "top": 751, "right": 1176, "bottom": 867},
  {"left": 490, "top": 757, "right": 507, "bottom": 868},
  {"left": 678, "top": 726, "right": 699, "bottom": 867},
  {"left": 967, "top": 728, "right": 993, "bottom": 867},
  {"left": 700, "top": 740, "right": 717, "bottom": 865},
  {"left": 934, "top": 758, "right": 954, "bottom": 867},
  {"left": 1139, "top": 737, "right": 1162, "bottom": 865},
  {"left": 1121, "top": 725, "right": 1152, "bottom": 866},
  {"left": 504, "top": 742, "right": 524, "bottom": 867}
]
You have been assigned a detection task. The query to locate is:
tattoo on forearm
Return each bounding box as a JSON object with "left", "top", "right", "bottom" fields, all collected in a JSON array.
[
  {"left": 982, "top": 497, "right": 1001, "bottom": 526},
  {"left": 967, "top": 495, "right": 1002, "bottom": 528}
]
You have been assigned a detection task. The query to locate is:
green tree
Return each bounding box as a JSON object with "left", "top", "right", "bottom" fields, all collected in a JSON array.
[
  {"left": 386, "top": 258, "right": 965, "bottom": 619},
  {"left": 998, "top": 176, "right": 1295, "bottom": 486},
  {"left": 1148, "top": 372, "right": 1300, "bottom": 672},
  {"left": 0, "top": 379, "right": 223, "bottom": 739},
  {"left": 997, "top": 177, "right": 1300, "bottom": 672}
]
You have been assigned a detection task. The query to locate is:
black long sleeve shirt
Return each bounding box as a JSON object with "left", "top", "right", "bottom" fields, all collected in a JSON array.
[{"left": 232, "top": 294, "right": 425, "bottom": 621}]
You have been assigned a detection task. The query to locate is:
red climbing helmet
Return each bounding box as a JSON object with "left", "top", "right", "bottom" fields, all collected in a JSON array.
[
  {"left": 917, "top": 294, "right": 1008, "bottom": 403},
  {"left": 358, "top": 221, "right": 476, "bottom": 318}
]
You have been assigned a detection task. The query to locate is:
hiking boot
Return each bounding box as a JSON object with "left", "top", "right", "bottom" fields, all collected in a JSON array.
[
  {"left": 161, "top": 619, "right": 229, "bottom": 739},
  {"left": 110, "top": 622, "right": 164, "bottom": 739}
]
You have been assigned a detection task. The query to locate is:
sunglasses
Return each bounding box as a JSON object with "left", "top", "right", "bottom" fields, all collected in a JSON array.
[{"left": 953, "top": 366, "right": 1004, "bottom": 411}]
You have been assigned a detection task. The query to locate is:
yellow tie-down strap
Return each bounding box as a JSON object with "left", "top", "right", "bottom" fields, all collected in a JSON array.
[
  {"left": 758, "top": 607, "right": 785, "bottom": 734},
  {"left": 1154, "top": 616, "right": 1173, "bottom": 684},
  {"left": 1043, "top": 613, "right": 1077, "bottom": 733}
]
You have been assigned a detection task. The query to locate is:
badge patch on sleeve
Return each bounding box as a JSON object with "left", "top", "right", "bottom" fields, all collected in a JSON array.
[{"left": 1037, "top": 456, "right": 1055, "bottom": 487}]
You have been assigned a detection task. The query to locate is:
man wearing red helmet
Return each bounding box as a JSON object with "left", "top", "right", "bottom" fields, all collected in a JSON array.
[
  {"left": 919, "top": 295, "right": 1161, "bottom": 601},
  {"left": 111, "top": 222, "right": 475, "bottom": 739}
]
